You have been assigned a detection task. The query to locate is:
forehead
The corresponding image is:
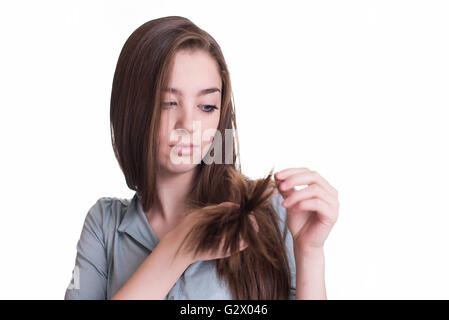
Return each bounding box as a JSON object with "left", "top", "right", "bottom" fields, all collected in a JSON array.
[{"left": 164, "top": 50, "right": 222, "bottom": 95}]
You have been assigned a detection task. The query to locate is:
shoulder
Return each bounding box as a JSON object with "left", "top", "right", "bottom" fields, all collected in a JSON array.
[
  {"left": 85, "top": 195, "right": 129, "bottom": 223},
  {"left": 82, "top": 195, "right": 132, "bottom": 244}
]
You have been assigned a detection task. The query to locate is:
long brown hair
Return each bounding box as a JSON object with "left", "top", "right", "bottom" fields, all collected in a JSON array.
[{"left": 110, "top": 16, "right": 291, "bottom": 299}]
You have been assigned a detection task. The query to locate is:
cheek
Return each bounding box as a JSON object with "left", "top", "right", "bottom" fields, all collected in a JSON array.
[
  {"left": 199, "top": 117, "right": 220, "bottom": 150},
  {"left": 202, "top": 114, "right": 220, "bottom": 135},
  {"left": 157, "top": 119, "right": 172, "bottom": 159},
  {"left": 158, "top": 114, "right": 173, "bottom": 143},
  {"left": 157, "top": 128, "right": 167, "bottom": 151}
]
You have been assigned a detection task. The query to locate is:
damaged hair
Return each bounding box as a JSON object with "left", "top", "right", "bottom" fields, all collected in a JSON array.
[{"left": 178, "top": 168, "right": 291, "bottom": 299}]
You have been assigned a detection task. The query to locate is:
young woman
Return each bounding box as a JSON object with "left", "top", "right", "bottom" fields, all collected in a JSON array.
[{"left": 64, "top": 16, "right": 339, "bottom": 300}]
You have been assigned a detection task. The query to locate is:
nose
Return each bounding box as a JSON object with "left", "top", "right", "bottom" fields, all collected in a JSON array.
[
  {"left": 175, "top": 104, "right": 200, "bottom": 138},
  {"left": 174, "top": 103, "right": 197, "bottom": 135},
  {"left": 169, "top": 103, "right": 203, "bottom": 147}
]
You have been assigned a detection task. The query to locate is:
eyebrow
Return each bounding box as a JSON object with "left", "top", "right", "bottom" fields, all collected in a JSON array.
[{"left": 162, "top": 87, "right": 221, "bottom": 97}]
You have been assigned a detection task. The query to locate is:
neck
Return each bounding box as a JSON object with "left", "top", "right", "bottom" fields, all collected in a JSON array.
[{"left": 150, "top": 166, "right": 199, "bottom": 223}]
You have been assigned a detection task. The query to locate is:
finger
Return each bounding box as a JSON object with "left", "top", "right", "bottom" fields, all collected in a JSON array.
[
  {"left": 274, "top": 167, "right": 310, "bottom": 181},
  {"left": 248, "top": 213, "right": 259, "bottom": 232},
  {"left": 282, "top": 183, "right": 335, "bottom": 208},
  {"left": 239, "top": 237, "right": 249, "bottom": 251},
  {"left": 275, "top": 180, "right": 295, "bottom": 202},
  {"left": 291, "top": 198, "right": 338, "bottom": 225},
  {"left": 279, "top": 170, "right": 336, "bottom": 197},
  {"left": 217, "top": 201, "right": 239, "bottom": 209},
  {"left": 274, "top": 170, "right": 304, "bottom": 200},
  {"left": 274, "top": 168, "right": 311, "bottom": 199},
  {"left": 223, "top": 237, "right": 248, "bottom": 258}
]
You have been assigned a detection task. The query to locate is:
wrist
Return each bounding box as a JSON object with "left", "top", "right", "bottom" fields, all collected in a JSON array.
[
  {"left": 161, "top": 230, "right": 194, "bottom": 267},
  {"left": 293, "top": 242, "right": 325, "bottom": 259}
]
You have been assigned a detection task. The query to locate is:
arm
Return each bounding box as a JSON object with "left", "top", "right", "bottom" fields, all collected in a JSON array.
[
  {"left": 110, "top": 232, "right": 192, "bottom": 300},
  {"left": 294, "top": 245, "right": 327, "bottom": 300},
  {"left": 64, "top": 199, "right": 109, "bottom": 300}
]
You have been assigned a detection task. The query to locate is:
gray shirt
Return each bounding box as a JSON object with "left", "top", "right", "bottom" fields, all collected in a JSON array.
[{"left": 64, "top": 191, "right": 297, "bottom": 299}]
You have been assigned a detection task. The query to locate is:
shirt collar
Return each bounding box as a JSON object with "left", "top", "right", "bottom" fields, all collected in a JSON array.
[{"left": 117, "top": 192, "right": 159, "bottom": 252}]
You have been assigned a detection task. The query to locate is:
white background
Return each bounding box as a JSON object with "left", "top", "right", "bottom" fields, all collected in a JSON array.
[{"left": 1, "top": 0, "right": 448, "bottom": 299}]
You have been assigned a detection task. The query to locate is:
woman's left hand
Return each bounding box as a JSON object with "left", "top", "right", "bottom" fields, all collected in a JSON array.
[{"left": 274, "top": 167, "right": 339, "bottom": 252}]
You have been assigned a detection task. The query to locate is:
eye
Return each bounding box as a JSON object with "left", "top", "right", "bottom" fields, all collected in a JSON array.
[
  {"left": 199, "top": 104, "right": 218, "bottom": 113},
  {"left": 161, "top": 102, "right": 218, "bottom": 113},
  {"left": 161, "top": 101, "right": 177, "bottom": 108}
]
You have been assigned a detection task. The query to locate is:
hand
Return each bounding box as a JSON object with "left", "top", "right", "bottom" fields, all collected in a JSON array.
[
  {"left": 274, "top": 167, "right": 339, "bottom": 252},
  {"left": 165, "top": 202, "right": 258, "bottom": 264}
]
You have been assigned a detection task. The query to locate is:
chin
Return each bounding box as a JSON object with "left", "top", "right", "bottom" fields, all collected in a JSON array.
[
  {"left": 161, "top": 158, "right": 201, "bottom": 174},
  {"left": 168, "top": 163, "right": 198, "bottom": 173}
]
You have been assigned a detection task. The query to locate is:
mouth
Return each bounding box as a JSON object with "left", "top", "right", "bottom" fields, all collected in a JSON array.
[
  {"left": 169, "top": 143, "right": 199, "bottom": 148},
  {"left": 170, "top": 143, "right": 199, "bottom": 155}
]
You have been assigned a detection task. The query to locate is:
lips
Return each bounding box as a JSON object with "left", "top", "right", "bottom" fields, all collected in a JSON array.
[
  {"left": 169, "top": 142, "right": 199, "bottom": 148},
  {"left": 170, "top": 143, "right": 199, "bottom": 156}
]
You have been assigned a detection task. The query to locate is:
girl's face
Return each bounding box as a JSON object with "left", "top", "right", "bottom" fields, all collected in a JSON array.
[{"left": 157, "top": 49, "right": 222, "bottom": 174}]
